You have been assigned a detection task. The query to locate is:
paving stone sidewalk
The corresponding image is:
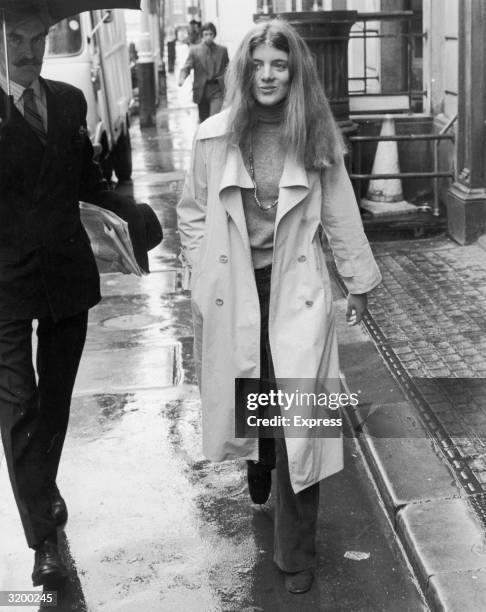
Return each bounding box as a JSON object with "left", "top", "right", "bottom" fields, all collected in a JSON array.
[{"left": 365, "top": 234, "right": 486, "bottom": 497}]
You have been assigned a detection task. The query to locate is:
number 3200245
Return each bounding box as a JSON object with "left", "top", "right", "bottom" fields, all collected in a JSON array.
[{"left": 0, "top": 591, "right": 57, "bottom": 606}]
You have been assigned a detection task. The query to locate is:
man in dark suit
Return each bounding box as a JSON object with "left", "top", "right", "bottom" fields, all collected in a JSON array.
[
  {"left": 178, "top": 21, "right": 229, "bottom": 123},
  {"left": 0, "top": 6, "right": 137, "bottom": 589}
]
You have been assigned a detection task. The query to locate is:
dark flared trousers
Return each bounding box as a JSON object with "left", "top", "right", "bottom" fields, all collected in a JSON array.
[
  {"left": 255, "top": 265, "right": 320, "bottom": 573},
  {"left": 0, "top": 311, "right": 88, "bottom": 548}
]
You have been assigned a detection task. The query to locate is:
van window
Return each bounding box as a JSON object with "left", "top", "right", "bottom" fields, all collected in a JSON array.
[{"left": 46, "top": 16, "right": 83, "bottom": 57}]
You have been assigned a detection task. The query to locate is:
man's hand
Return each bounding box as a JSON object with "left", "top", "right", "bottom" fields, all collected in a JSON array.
[
  {"left": 178, "top": 75, "right": 185, "bottom": 87},
  {"left": 346, "top": 293, "right": 367, "bottom": 326}
]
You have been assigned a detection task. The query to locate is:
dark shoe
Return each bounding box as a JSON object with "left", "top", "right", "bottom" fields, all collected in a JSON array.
[
  {"left": 246, "top": 460, "right": 272, "bottom": 504},
  {"left": 32, "top": 539, "right": 67, "bottom": 589},
  {"left": 284, "top": 569, "right": 314, "bottom": 594},
  {"left": 51, "top": 485, "right": 68, "bottom": 526}
]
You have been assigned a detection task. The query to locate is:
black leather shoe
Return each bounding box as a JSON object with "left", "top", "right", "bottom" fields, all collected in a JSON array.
[
  {"left": 284, "top": 569, "right": 314, "bottom": 594},
  {"left": 246, "top": 460, "right": 272, "bottom": 504},
  {"left": 32, "top": 539, "right": 67, "bottom": 589},
  {"left": 51, "top": 485, "right": 68, "bottom": 526}
]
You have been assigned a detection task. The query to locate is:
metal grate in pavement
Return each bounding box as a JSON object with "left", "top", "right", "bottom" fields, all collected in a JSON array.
[
  {"left": 469, "top": 493, "right": 486, "bottom": 530},
  {"left": 358, "top": 310, "right": 483, "bottom": 497}
]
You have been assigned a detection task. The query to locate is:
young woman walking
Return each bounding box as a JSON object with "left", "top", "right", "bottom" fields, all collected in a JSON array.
[{"left": 177, "top": 18, "right": 381, "bottom": 594}]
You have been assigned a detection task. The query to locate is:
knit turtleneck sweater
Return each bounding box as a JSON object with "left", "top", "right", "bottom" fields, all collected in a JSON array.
[{"left": 241, "top": 101, "right": 286, "bottom": 270}]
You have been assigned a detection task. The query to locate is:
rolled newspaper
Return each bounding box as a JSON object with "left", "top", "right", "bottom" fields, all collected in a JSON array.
[{"left": 79, "top": 201, "right": 145, "bottom": 276}]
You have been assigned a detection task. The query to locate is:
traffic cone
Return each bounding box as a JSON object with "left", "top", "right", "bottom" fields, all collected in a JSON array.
[{"left": 361, "top": 115, "right": 416, "bottom": 215}]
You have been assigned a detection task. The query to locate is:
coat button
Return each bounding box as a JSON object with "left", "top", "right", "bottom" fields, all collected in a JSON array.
[
  {"left": 298, "top": 255, "right": 307, "bottom": 262},
  {"left": 219, "top": 255, "right": 228, "bottom": 263},
  {"left": 305, "top": 300, "right": 314, "bottom": 307},
  {"left": 215, "top": 298, "right": 224, "bottom": 306}
]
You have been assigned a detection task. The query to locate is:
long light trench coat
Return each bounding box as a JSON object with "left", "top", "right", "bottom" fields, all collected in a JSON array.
[{"left": 177, "top": 109, "right": 382, "bottom": 493}]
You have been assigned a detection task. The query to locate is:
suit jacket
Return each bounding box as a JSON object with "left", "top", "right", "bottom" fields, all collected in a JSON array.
[
  {"left": 180, "top": 42, "right": 229, "bottom": 104},
  {"left": 0, "top": 77, "right": 121, "bottom": 321}
]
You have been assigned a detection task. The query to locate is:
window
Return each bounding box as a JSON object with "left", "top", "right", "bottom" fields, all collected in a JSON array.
[
  {"left": 349, "top": 0, "right": 424, "bottom": 113},
  {"left": 46, "top": 16, "right": 83, "bottom": 57}
]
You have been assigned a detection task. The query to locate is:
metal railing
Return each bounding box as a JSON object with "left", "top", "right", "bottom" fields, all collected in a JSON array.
[
  {"left": 255, "top": 7, "right": 426, "bottom": 114},
  {"left": 349, "top": 117, "right": 457, "bottom": 217},
  {"left": 257, "top": 1, "right": 332, "bottom": 13},
  {"left": 350, "top": 11, "right": 425, "bottom": 114}
]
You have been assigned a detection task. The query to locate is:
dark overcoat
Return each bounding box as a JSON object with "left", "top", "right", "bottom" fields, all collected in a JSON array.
[
  {"left": 180, "top": 42, "right": 229, "bottom": 104},
  {"left": 0, "top": 78, "right": 117, "bottom": 321}
]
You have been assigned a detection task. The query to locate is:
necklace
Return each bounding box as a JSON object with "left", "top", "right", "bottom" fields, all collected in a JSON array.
[{"left": 248, "top": 139, "right": 278, "bottom": 211}]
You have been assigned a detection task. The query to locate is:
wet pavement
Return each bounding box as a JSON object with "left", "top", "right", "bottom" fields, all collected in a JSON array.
[{"left": 0, "top": 47, "right": 428, "bottom": 610}]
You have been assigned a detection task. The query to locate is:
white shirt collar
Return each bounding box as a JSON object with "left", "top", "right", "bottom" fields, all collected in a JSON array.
[{"left": 0, "top": 74, "right": 43, "bottom": 103}]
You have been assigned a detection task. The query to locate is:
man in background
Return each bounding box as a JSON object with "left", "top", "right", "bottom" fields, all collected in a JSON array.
[
  {"left": 185, "top": 19, "right": 201, "bottom": 46},
  {"left": 165, "top": 24, "right": 176, "bottom": 73},
  {"left": 178, "top": 21, "right": 229, "bottom": 123}
]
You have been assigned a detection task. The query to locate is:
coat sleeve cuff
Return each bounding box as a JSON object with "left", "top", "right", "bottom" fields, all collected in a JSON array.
[{"left": 334, "top": 245, "right": 382, "bottom": 295}]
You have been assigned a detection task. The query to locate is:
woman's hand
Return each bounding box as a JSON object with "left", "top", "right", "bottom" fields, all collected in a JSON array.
[{"left": 346, "top": 293, "right": 367, "bottom": 326}]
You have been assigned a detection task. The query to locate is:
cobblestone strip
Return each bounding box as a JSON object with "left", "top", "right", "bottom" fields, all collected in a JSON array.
[{"left": 333, "top": 235, "right": 486, "bottom": 496}]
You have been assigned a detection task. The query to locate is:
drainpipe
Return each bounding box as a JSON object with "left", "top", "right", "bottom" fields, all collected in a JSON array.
[{"left": 138, "top": 0, "right": 156, "bottom": 127}]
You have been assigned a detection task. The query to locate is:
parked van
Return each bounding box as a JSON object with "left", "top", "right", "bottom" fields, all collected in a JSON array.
[{"left": 42, "top": 10, "right": 133, "bottom": 182}]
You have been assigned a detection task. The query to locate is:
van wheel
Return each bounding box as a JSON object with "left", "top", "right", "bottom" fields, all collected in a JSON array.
[{"left": 113, "top": 129, "right": 132, "bottom": 182}]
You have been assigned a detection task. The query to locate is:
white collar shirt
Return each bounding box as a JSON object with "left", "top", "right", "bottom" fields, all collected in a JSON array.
[{"left": 0, "top": 75, "right": 48, "bottom": 132}]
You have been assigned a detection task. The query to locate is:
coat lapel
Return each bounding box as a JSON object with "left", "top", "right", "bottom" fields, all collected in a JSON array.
[
  {"left": 215, "top": 45, "right": 224, "bottom": 72},
  {"left": 36, "top": 78, "right": 64, "bottom": 187},
  {"left": 275, "top": 153, "right": 310, "bottom": 228},
  {"left": 206, "top": 109, "right": 311, "bottom": 248},
  {"left": 0, "top": 91, "right": 44, "bottom": 189},
  {"left": 218, "top": 143, "right": 254, "bottom": 251},
  {"left": 218, "top": 144, "right": 311, "bottom": 245}
]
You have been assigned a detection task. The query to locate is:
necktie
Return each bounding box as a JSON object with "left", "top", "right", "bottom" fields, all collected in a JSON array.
[{"left": 23, "top": 88, "right": 47, "bottom": 145}]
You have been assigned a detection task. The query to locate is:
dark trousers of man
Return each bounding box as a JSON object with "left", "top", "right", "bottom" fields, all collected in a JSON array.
[
  {"left": 0, "top": 311, "right": 88, "bottom": 548},
  {"left": 197, "top": 84, "right": 224, "bottom": 123},
  {"left": 167, "top": 40, "right": 176, "bottom": 73},
  {"left": 255, "top": 265, "right": 320, "bottom": 573}
]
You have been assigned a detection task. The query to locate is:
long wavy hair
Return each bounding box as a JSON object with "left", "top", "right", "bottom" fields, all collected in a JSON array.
[{"left": 224, "top": 18, "right": 345, "bottom": 168}]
